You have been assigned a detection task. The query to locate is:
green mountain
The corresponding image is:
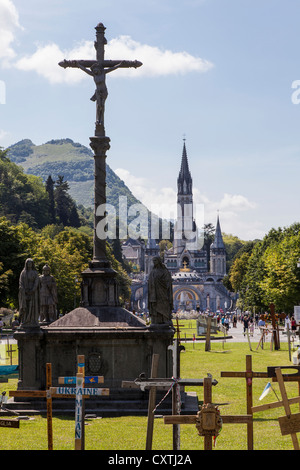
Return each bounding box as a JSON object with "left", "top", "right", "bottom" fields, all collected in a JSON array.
[{"left": 6, "top": 138, "right": 142, "bottom": 210}]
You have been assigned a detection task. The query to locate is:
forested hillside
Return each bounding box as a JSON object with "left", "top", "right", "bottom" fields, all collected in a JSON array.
[
  {"left": 7, "top": 138, "right": 143, "bottom": 209},
  {"left": 0, "top": 147, "right": 132, "bottom": 311}
]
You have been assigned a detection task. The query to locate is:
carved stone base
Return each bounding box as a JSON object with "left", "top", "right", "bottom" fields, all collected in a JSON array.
[{"left": 81, "top": 265, "right": 119, "bottom": 308}]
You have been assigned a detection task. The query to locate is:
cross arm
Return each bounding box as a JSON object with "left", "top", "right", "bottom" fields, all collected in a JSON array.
[
  {"left": 9, "top": 390, "right": 47, "bottom": 398},
  {"left": 50, "top": 386, "right": 109, "bottom": 397},
  {"left": 221, "top": 371, "right": 268, "bottom": 378},
  {"left": 252, "top": 395, "right": 300, "bottom": 413},
  {"left": 58, "top": 376, "right": 104, "bottom": 385},
  {"left": 133, "top": 377, "right": 218, "bottom": 391},
  {"left": 58, "top": 59, "right": 142, "bottom": 69},
  {"left": 164, "top": 414, "right": 252, "bottom": 425}
]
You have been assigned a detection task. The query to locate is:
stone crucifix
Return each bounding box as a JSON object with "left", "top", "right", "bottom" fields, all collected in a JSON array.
[
  {"left": 58, "top": 23, "right": 142, "bottom": 270},
  {"left": 59, "top": 23, "right": 142, "bottom": 137}
]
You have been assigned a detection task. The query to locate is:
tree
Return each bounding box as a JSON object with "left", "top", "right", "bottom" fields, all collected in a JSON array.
[
  {"left": 0, "top": 217, "right": 38, "bottom": 307},
  {"left": 54, "top": 175, "right": 80, "bottom": 227},
  {"left": 0, "top": 148, "right": 50, "bottom": 228},
  {"left": 45, "top": 175, "right": 56, "bottom": 224}
]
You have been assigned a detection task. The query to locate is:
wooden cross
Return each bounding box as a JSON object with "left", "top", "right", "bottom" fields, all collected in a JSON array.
[
  {"left": 256, "top": 326, "right": 272, "bottom": 350},
  {"left": 145, "top": 353, "right": 159, "bottom": 451},
  {"left": 205, "top": 316, "right": 212, "bottom": 351},
  {"left": 175, "top": 318, "right": 184, "bottom": 344},
  {"left": 9, "top": 363, "right": 54, "bottom": 449},
  {"left": 252, "top": 367, "right": 300, "bottom": 450},
  {"left": 197, "top": 317, "right": 233, "bottom": 349},
  {"left": 9, "top": 356, "right": 107, "bottom": 450},
  {"left": 135, "top": 372, "right": 218, "bottom": 452},
  {"left": 6, "top": 343, "right": 16, "bottom": 366},
  {"left": 50, "top": 355, "right": 109, "bottom": 450},
  {"left": 164, "top": 376, "right": 252, "bottom": 450},
  {"left": 220, "top": 355, "right": 268, "bottom": 450}
]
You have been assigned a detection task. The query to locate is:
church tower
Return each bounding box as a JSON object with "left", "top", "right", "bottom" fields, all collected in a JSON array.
[
  {"left": 173, "top": 140, "right": 196, "bottom": 255},
  {"left": 210, "top": 215, "right": 226, "bottom": 276}
]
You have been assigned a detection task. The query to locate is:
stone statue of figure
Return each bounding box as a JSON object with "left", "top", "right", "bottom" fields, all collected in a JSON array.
[
  {"left": 76, "top": 60, "right": 125, "bottom": 126},
  {"left": 148, "top": 256, "right": 173, "bottom": 325},
  {"left": 39, "top": 264, "right": 58, "bottom": 323},
  {"left": 18, "top": 258, "right": 39, "bottom": 327}
]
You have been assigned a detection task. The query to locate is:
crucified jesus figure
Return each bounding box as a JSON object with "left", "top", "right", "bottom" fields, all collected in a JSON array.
[
  {"left": 76, "top": 60, "right": 125, "bottom": 126},
  {"left": 59, "top": 23, "right": 142, "bottom": 135}
]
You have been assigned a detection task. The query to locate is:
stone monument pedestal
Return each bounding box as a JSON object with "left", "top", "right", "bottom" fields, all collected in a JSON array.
[
  {"left": 15, "top": 307, "right": 173, "bottom": 391},
  {"left": 13, "top": 307, "right": 178, "bottom": 416}
]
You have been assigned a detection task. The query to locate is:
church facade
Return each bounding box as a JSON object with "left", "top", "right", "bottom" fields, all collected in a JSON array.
[{"left": 127, "top": 142, "right": 235, "bottom": 314}]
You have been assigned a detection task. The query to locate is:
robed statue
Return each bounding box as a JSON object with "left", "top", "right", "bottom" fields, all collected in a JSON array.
[
  {"left": 39, "top": 264, "right": 58, "bottom": 323},
  {"left": 18, "top": 258, "right": 39, "bottom": 327},
  {"left": 148, "top": 256, "right": 173, "bottom": 326}
]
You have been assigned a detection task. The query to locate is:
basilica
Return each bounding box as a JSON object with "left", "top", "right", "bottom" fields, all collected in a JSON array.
[{"left": 123, "top": 141, "right": 235, "bottom": 314}]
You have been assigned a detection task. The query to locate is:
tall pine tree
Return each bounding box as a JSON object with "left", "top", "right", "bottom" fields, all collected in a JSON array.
[{"left": 45, "top": 175, "right": 56, "bottom": 224}]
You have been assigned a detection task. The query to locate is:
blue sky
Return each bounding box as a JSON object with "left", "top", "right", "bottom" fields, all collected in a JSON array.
[{"left": 1, "top": 0, "right": 300, "bottom": 241}]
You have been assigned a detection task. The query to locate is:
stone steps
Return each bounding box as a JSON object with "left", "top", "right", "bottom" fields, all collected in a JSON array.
[{"left": 1, "top": 391, "right": 198, "bottom": 417}]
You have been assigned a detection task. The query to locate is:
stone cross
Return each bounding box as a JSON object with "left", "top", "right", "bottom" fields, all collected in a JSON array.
[{"left": 59, "top": 23, "right": 142, "bottom": 269}]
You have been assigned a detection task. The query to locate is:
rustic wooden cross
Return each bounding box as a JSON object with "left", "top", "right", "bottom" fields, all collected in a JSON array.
[
  {"left": 164, "top": 376, "right": 252, "bottom": 450},
  {"left": 6, "top": 343, "right": 16, "bottom": 366},
  {"left": 9, "top": 356, "right": 106, "bottom": 450},
  {"left": 9, "top": 363, "right": 54, "bottom": 449},
  {"left": 252, "top": 367, "right": 300, "bottom": 450},
  {"left": 220, "top": 354, "right": 268, "bottom": 450},
  {"left": 145, "top": 353, "right": 159, "bottom": 451},
  {"left": 175, "top": 317, "right": 184, "bottom": 344},
  {"left": 197, "top": 317, "right": 232, "bottom": 350},
  {"left": 256, "top": 326, "right": 272, "bottom": 350},
  {"left": 50, "top": 355, "right": 109, "bottom": 450},
  {"left": 135, "top": 374, "right": 218, "bottom": 451}
]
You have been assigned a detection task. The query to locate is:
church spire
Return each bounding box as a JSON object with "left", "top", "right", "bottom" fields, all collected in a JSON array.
[
  {"left": 177, "top": 139, "right": 192, "bottom": 195},
  {"left": 211, "top": 214, "right": 225, "bottom": 250},
  {"left": 210, "top": 213, "right": 226, "bottom": 275}
]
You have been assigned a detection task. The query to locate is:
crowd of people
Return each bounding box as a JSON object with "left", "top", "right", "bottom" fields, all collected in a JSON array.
[{"left": 211, "top": 310, "right": 299, "bottom": 338}]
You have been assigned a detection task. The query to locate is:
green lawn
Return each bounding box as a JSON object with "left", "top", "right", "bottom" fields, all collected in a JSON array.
[{"left": 0, "top": 323, "right": 299, "bottom": 451}]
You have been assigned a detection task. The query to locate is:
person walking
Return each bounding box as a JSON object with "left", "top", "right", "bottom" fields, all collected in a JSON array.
[{"left": 243, "top": 315, "right": 250, "bottom": 336}]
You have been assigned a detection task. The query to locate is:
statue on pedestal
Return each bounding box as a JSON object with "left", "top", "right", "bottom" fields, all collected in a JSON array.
[
  {"left": 39, "top": 264, "right": 58, "bottom": 323},
  {"left": 18, "top": 258, "right": 39, "bottom": 327},
  {"left": 148, "top": 256, "right": 173, "bottom": 326}
]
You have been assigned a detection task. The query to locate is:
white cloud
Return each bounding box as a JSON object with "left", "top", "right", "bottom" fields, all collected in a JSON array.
[
  {"left": 115, "top": 168, "right": 177, "bottom": 220},
  {"left": 220, "top": 193, "right": 256, "bottom": 211},
  {"left": 15, "top": 40, "right": 95, "bottom": 84},
  {"left": 0, "top": 0, "right": 22, "bottom": 64},
  {"left": 107, "top": 35, "right": 214, "bottom": 77},
  {"left": 14, "top": 35, "right": 213, "bottom": 83}
]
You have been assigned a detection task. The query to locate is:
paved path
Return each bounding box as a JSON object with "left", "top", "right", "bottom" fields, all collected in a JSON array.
[{"left": 219, "top": 320, "right": 293, "bottom": 344}]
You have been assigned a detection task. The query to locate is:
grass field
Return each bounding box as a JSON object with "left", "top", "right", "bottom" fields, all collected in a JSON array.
[{"left": 0, "top": 321, "right": 299, "bottom": 451}]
